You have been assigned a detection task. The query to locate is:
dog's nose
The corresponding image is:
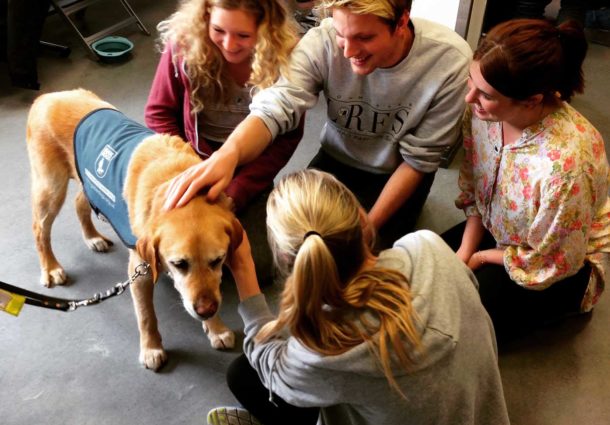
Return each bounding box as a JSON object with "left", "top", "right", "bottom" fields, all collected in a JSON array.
[{"left": 194, "top": 299, "right": 218, "bottom": 319}]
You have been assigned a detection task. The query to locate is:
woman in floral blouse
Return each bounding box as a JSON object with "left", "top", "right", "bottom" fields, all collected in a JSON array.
[{"left": 442, "top": 18, "right": 610, "bottom": 337}]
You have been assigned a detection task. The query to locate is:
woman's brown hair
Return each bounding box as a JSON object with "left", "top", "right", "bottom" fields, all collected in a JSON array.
[{"left": 475, "top": 18, "right": 587, "bottom": 102}]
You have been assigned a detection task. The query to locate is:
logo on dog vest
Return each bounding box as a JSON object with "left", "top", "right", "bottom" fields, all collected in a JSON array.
[{"left": 96, "top": 145, "right": 117, "bottom": 178}]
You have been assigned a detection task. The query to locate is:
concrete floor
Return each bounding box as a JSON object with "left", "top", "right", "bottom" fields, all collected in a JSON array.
[{"left": 1, "top": 1, "right": 609, "bottom": 424}]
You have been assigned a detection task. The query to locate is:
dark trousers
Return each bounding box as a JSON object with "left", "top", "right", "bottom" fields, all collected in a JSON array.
[
  {"left": 3, "top": 0, "right": 51, "bottom": 89},
  {"left": 515, "top": 0, "right": 586, "bottom": 25},
  {"left": 226, "top": 354, "right": 319, "bottom": 425},
  {"left": 237, "top": 187, "right": 275, "bottom": 286},
  {"left": 484, "top": 0, "right": 586, "bottom": 32},
  {"left": 308, "top": 150, "right": 435, "bottom": 251},
  {"left": 441, "top": 221, "right": 591, "bottom": 338}
]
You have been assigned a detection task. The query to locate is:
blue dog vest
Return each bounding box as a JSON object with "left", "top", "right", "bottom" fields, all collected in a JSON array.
[{"left": 74, "top": 108, "right": 155, "bottom": 248}]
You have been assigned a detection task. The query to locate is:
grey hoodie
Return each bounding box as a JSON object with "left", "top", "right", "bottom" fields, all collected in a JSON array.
[{"left": 239, "top": 230, "right": 510, "bottom": 425}]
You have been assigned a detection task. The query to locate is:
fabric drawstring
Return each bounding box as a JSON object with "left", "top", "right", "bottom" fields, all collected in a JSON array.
[{"left": 265, "top": 347, "right": 283, "bottom": 407}]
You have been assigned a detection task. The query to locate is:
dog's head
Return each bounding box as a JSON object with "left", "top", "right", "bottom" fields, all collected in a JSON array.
[{"left": 136, "top": 194, "right": 242, "bottom": 321}]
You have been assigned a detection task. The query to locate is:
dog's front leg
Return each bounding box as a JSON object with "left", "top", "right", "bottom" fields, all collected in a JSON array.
[
  {"left": 128, "top": 253, "right": 167, "bottom": 371},
  {"left": 202, "top": 315, "right": 235, "bottom": 350}
]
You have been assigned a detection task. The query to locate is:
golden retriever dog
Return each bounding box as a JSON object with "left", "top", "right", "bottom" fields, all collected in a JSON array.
[{"left": 26, "top": 89, "right": 242, "bottom": 371}]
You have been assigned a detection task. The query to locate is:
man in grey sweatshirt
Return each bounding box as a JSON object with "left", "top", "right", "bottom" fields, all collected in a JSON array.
[{"left": 163, "top": 0, "right": 472, "bottom": 250}]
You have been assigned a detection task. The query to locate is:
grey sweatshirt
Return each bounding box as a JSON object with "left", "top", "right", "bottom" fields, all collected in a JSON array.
[
  {"left": 250, "top": 18, "right": 472, "bottom": 174},
  {"left": 239, "top": 230, "right": 510, "bottom": 425}
]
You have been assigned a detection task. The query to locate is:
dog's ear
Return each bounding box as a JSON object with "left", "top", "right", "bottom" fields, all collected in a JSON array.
[
  {"left": 136, "top": 236, "right": 160, "bottom": 283},
  {"left": 228, "top": 218, "right": 244, "bottom": 258}
]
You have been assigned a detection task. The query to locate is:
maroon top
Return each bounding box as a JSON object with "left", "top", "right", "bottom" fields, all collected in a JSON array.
[{"left": 145, "top": 45, "right": 304, "bottom": 212}]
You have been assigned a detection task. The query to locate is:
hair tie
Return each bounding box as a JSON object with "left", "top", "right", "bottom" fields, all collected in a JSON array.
[
  {"left": 303, "top": 230, "right": 321, "bottom": 241},
  {"left": 556, "top": 27, "right": 562, "bottom": 40}
]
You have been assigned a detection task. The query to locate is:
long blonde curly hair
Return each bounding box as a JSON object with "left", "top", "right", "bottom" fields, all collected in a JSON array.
[
  {"left": 157, "top": 0, "right": 298, "bottom": 113},
  {"left": 259, "top": 169, "right": 421, "bottom": 395}
]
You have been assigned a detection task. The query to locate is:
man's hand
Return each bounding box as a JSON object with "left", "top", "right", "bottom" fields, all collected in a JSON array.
[{"left": 163, "top": 146, "right": 239, "bottom": 210}]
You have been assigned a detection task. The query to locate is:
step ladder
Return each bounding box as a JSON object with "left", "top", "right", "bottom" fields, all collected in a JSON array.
[{"left": 48, "top": 0, "right": 150, "bottom": 60}]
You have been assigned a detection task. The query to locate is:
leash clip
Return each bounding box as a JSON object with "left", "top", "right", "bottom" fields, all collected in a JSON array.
[
  {"left": 67, "top": 262, "right": 150, "bottom": 311},
  {"left": 133, "top": 262, "right": 150, "bottom": 279},
  {"left": 68, "top": 294, "right": 102, "bottom": 311}
]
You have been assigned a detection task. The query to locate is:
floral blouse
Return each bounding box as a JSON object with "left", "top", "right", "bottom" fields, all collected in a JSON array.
[{"left": 456, "top": 103, "right": 610, "bottom": 312}]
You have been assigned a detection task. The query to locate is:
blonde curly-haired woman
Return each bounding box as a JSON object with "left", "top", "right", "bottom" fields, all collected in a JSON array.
[{"left": 145, "top": 0, "right": 303, "bottom": 283}]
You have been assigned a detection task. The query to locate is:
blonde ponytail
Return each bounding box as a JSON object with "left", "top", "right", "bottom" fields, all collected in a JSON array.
[{"left": 258, "top": 170, "right": 421, "bottom": 396}]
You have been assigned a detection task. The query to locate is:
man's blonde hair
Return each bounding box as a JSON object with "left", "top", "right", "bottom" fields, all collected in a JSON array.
[
  {"left": 157, "top": 0, "right": 298, "bottom": 114},
  {"left": 317, "top": 0, "right": 412, "bottom": 29},
  {"left": 259, "top": 169, "right": 421, "bottom": 396}
]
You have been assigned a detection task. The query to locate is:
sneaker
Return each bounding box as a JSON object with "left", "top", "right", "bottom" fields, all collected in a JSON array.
[{"left": 207, "top": 407, "right": 262, "bottom": 425}]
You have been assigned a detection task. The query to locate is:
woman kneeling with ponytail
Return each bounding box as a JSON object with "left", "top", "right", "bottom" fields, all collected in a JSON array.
[{"left": 207, "top": 169, "right": 509, "bottom": 425}]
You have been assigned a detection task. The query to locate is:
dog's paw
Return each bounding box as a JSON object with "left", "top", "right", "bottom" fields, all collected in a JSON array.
[
  {"left": 41, "top": 268, "right": 67, "bottom": 287},
  {"left": 208, "top": 330, "right": 235, "bottom": 350},
  {"left": 203, "top": 322, "right": 235, "bottom": 350},
  {"left": 139, "top": 348, "right": 167, "bottom": 371},
  {"left": 85, "top": 236, "right": 113, "bottom": 252}
]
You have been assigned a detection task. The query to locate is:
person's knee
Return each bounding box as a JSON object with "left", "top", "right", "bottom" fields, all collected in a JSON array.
[{"left": 226, "top": 354, "right": 253, "bottom": 396}]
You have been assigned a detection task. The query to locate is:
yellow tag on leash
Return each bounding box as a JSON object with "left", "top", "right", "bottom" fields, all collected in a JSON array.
[{"left": 0, "top": 289, "right": 26, "bottom": 316}]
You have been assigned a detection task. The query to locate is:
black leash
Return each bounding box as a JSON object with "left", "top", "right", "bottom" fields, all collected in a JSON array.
[{"left": 0, "top": 262, "right": 149, "bottom": 316}]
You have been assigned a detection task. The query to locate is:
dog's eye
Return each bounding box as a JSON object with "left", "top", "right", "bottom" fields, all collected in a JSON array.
[
  {"left": 209, "top": 256, "right": 224, "bottom": 269},
  {"left": 170, "top": 259, "right": 189, "bottom": 272}
]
